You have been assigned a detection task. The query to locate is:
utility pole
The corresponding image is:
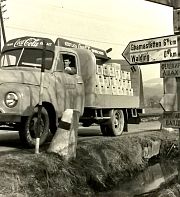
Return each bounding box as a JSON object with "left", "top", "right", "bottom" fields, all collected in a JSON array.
[{"left": 0, "top": 0, "right": 7, "bottom": 52}]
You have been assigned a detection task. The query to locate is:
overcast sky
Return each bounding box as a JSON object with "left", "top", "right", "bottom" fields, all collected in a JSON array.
[{"left": 4, "top": 0, "right": 174, "bottom": 81}]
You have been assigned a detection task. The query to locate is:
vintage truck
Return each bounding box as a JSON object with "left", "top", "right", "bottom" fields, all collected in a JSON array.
[{"left": 0, "top": 36, "right": 144, "bottom": 147}]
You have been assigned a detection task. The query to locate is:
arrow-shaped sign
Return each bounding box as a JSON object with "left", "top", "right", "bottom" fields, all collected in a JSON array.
[
  {"left": 160, "top": 93, "right": 177, "bottom": 111},
  {"left": 145, "top": 0, "right": 180, "bottom": 8},
  {"left": 159, "top": 77, "right": 177, "bottom": 111},
  {"left": 122, "top": 35, "right": 180, "bottom": 65}
]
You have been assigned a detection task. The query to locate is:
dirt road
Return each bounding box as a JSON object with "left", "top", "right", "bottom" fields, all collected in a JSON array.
[{"left": 0, "top": 120, "right": 162, "bottom": 152}]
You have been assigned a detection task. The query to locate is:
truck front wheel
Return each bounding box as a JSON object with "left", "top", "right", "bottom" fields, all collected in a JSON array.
[
  {"left": 19, "top": 107, "right": 50, "bottom": 148},
  {"left": 100, "top": 109, "right": 124, "bottom": 136}
]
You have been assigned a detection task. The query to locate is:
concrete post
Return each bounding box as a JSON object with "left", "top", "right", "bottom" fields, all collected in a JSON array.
[{"left": 47, "top": 109, "right": 80, "bottom": 160}]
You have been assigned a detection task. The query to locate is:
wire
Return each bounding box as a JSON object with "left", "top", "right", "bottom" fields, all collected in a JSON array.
[
  {"left": 58, "top": 8, "right": 112, "bottom": 21},
  {"left": 6, "top": 25, "right": 126, "bottom": 46},
  {"left": 44, "top": 2, "right": 114, "bottom": 21}
]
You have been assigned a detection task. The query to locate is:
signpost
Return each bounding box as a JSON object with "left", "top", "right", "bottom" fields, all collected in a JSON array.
[
  {"left": 122, "top": 35, "right": 179, "bottom": 65},
  {"left": 173, "top": 9, "right": 180, "bottom": 34},
  {"left": 123, "top": 0, "right": 180, "bottom": 183},
  {"left": 35, "top": 40, "right": 46, "bottom": 154},
  {"left": 145, "top": 1, "right": 180, "bottom": 34}
]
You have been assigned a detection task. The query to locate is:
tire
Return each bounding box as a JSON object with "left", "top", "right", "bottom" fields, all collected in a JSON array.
[
  {"left": 100, "top": 109, "right": 124, "bottom": 136},
  {"left": 19, "top": 107, "right": 50, "bottom": 148},
  {"left": 100, "top": 124, "right": 109, "bottom": 136}
]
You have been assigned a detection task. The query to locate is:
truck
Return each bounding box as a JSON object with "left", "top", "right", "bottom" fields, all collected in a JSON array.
[{"left": 0, "top": 36, "right": 144, "bottom": 147}]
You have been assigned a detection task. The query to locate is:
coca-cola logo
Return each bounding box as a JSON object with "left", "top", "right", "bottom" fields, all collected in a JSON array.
[{"left": 14, "top": 38, "right": 41, "bottom": 47}]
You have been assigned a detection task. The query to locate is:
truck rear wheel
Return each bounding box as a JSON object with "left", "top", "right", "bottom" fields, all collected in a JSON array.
[
  {"left": 100, "top": 109, "right": 124, "bottom": 136},
  {"left": 19, "top": 107, "right": 50, "bottom": 148}
]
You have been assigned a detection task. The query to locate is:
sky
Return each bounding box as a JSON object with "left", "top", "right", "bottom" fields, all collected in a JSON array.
[{"left": 4, "top": 0, "right": 174, "bottom": 81}]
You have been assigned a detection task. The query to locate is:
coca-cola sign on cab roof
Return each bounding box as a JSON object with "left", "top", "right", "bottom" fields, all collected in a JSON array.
[
  {"left": 14, "top": 38, "right": 41, "bottom": 47},
  {"left": 2, "top": 37, "right": 55, "bottom": 53}
]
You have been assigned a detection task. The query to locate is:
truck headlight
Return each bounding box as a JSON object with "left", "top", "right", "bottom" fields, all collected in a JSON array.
[{"left": 5, "top": 92, "right": 18, "bottom": 108}]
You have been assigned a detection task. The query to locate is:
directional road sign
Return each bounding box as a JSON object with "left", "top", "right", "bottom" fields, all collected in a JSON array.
[
  {"left": 159, "top": 93, "right": 177, "bottom": 111},
  {"left": 159, "top": 78, "right": 177, "bottom": 111},
  {"left": 145, "top": 0, "right": 180, "bottom": 8},
  {"left": 160, "top": 60, "right": 180, "bottom": 78},
  {"left": 122, "top": 35, "right": 179, "bottom": 65},
  {"left": 160, "top": 111, "right": 180, "bottom": 128}
]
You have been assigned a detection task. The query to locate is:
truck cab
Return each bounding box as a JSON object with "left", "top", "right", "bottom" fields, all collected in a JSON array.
[{"left": 0, "top": 36, "right": 85, "bottom": 147}]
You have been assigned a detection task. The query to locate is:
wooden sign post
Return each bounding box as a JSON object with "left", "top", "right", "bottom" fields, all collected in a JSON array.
[
  {"left": 177, "top": 73, "right": 180, "bottom": 183},
  {"left": 35, "top": 40, "right": 46, "bottom": 154},
  {"left": 145, "top": 0, "right": 180, "bottom": 183},
  {"left": 173, "top": 3, "right": 180, "bottom": 183},
  {"left": 122, "top": 0, "right": 180, "bottom": 183}
]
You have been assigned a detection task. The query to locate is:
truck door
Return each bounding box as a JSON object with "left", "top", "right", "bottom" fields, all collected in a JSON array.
[{"left": 54, "top": 52, "right": 84, "bottom": 115}]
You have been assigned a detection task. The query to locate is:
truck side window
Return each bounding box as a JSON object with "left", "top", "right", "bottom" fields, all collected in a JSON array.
[{"left": 62, "top": 54, "right": 77, "bottom": 75}]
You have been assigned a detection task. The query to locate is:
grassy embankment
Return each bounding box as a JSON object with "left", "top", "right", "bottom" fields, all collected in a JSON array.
[{"left": 0, "top": 127, "right": 178, "bottom": 197}]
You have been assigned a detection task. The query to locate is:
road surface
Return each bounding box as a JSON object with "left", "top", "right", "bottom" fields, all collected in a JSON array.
[{"left": 0, "top": 121, "right": 161, "bottom": 152}]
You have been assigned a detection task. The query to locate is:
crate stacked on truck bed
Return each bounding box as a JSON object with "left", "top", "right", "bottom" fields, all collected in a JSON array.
[{"left": 95, "top": 63, "right": 133, "bottom": 96}]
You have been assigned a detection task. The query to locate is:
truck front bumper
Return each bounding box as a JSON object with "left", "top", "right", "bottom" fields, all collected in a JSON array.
[{"left": 0, "top": 113, "right": 21, "bottom": 122}]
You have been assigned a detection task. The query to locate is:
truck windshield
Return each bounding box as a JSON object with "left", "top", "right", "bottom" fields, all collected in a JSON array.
[{"left": 0, "top": 48, "right": 54, "bottom": 70}]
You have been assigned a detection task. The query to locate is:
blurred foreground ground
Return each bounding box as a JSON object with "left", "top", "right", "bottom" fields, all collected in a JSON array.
[{"left": 0, "top": 125, "right": 179, "bottom": 197}]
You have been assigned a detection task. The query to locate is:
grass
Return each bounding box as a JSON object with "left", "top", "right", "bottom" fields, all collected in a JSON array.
[{"left": 0, "top": 129, "right": 179, "bottom": 196}]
